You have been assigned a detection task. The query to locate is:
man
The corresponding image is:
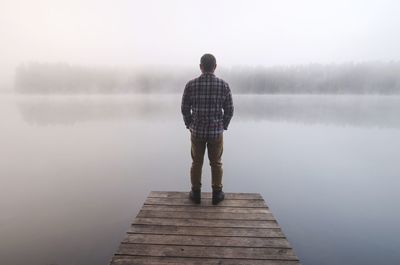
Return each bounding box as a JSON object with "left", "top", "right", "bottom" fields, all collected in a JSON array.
[{"left": 181, "top": 54, "right": 234, "bottom": 205}]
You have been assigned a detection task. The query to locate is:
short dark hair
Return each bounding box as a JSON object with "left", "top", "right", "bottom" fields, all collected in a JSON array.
[{"left": 200, "top": 53, "right": 216, "bottom": 72}]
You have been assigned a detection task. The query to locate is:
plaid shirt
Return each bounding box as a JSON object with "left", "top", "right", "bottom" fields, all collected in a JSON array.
[{"left": 181, "top": 72, "right": 234, "bottom": 139}]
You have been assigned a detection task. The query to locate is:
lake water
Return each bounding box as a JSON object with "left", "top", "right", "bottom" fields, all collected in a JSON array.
[{"left": 1, "top": 94, "right": 400, "bottom": 265}]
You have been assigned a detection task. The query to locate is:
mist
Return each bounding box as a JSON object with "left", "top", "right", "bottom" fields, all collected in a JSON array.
[
  {"left": 1, "top": 0, "right": 400, "bottom": 90},
  {"left": 2, "top": 1, "right": 400, "bottom": 265}
]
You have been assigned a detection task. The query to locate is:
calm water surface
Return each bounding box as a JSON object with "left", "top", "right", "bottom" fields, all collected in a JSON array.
[{"left": 1, "top": 94, "right": 400, "bottom": 265}]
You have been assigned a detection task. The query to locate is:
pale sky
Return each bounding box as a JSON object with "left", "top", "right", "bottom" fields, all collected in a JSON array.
[{"left": 1, "top": 0, "right": 400, "bottom": 87}]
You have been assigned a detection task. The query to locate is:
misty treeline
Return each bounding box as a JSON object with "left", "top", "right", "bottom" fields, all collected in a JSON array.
[{"left": 15, "top": 61, "right": 400, "bottom": 94}]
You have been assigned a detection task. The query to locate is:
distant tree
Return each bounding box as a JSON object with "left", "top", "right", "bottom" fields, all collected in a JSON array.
[{"left": 14, "top": 61, "right": 400, "bottom": 94}]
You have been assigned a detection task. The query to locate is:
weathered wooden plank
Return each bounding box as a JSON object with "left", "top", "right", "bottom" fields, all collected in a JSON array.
[
  {"left": 111, "top": 256, "right": 301, "bottom": 265},
  {"left": 141, "top": 204, "right": 270, "bottom": 214},
  {"left": 145, "top": 197, "right": 267, "bottom": 207},
  {"left": 149, "top": 191, "right": 263, "bottom": 200},
  {"left": 138, "top": 209, "right": 275, "bottom": 220},
  {"left": 129, "top": 224, "right": 285, "bottom": 237},
  {"left": 117, "top": 244, "right": 298, "bottom": 260},
  {"left": 123, "top": 234, "right": 291, "bottom": 248},
  {"left": 133, "top": 217, "right": 279, "bottom": 228}
]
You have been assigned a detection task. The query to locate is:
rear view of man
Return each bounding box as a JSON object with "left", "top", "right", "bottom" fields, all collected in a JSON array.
[{"left": 181, "top": 54, "right": 234, "bottom": 205}]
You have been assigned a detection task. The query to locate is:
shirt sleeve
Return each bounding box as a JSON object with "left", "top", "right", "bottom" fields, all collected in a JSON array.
[
  {"left": 181, "top": 82, "right": 192, "bottom": 129},
  {"left": 222, "top": 84, "right": 234, "bottom": 130}
]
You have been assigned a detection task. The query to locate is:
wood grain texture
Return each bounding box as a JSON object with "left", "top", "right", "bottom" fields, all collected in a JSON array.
[
  {"left": 145, "top": 197, "right": 267, "bottom": 207},
  {"left": 109, "top": 191, "right": 300, "bottom": 265},
  {"left": 133, "top": 217, "right": 280, "bottom": 228},
  {"left": 138, "top": 209, "right": 275, "bottom": 220},
  {"left": 123, "top": 234, "right": 291, "bottom": 248},
  {"left": 111, "top": 256, "right": 301, "bottom": 265},
  {"left": 141, "top": 204, "right": 270, "bottom": 214},
  {"left": 149, "top": 191, "right": 263, "bottom": 200},
  {"left": 129, "top": 224, "right": 285, "bottom": 238},
  {"left": 117, "top": 244, "right": 298, "bottom": 260}
]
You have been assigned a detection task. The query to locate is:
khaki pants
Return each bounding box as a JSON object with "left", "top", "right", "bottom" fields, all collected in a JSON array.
[{"left": 190, "top": 133, "right": 223, "bottom": 191}]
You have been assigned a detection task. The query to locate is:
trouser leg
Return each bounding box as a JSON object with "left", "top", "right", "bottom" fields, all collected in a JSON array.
[
  {"left": 207, "top": 133, "right": 223, "bottom": 191},
  {"left": 190, "top": 134, "right": 206, "bottom": 190}
]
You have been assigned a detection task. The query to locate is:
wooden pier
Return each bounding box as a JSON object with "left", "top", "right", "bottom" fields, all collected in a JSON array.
[{"left": 109, "top": 191, "right": 300, "bottom": 265}]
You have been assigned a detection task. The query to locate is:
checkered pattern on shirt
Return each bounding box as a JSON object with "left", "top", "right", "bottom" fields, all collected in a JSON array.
[{"left": 181, "top": 73, "right": 234, "bottom": 139}]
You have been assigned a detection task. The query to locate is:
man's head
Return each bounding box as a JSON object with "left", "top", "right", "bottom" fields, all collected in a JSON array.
[{"left": 200, "top": 53, "right": 217, "bottom": 73}]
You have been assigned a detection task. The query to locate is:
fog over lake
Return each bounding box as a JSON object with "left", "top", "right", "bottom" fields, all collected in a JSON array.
[
  {"left": 1, "top": 94, "right": 399, "bottom": 265},
  {"left": 1, "top": 0, "right": 400, "bottom": 264}
]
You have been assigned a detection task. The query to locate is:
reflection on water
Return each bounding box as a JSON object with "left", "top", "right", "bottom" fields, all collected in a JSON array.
[
  {"left": 17, "top": 94, "right": 400, "bottom": 128},
  {"left": 1, "top": 94, "right": 400, "bottom": 265}
]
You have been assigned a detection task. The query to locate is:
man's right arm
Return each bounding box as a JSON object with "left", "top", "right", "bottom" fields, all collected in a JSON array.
[{"left": 181, "top": 83, "right": 192, "bottom": 129}]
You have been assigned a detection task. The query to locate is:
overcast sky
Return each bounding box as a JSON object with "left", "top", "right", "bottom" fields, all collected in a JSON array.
[{"left": 1, "top": 0, "right": 399, "bottom": 86}]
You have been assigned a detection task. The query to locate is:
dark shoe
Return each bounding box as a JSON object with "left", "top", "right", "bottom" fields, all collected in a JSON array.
[
  {"left": 212, "top": 190, "right": 225, "bottom": 205},
  {"left": 189, "top": 189, "right": 201, "bottom": 204}
]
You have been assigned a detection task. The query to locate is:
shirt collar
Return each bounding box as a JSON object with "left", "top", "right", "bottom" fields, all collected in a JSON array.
[{"left": 201, "top": 72, "right": 215, "bottom": 77}]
